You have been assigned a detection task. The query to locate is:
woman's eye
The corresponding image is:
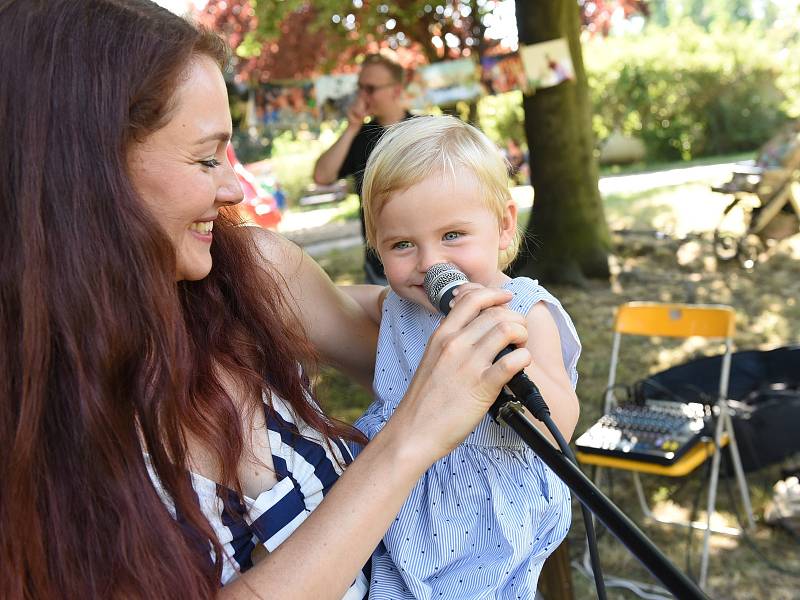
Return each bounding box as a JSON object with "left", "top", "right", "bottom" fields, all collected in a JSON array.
[
  {"left": 199, "top": 158, "right": 221, "bottom": 168},
  {"left": 443, "top": 231, "right": 462, "bottom": 241}
]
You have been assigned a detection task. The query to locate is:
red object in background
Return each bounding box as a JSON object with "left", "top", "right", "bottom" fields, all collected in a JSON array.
[{"left": 227, "top": 144, "right": 281, "bottom": 229}]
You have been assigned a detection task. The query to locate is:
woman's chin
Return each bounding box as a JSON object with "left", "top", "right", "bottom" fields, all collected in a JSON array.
[{"left": 175, "top": 255, "right": 213, "bottom": 282}]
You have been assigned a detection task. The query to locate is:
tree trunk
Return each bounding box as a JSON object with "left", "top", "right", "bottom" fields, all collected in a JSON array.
[
  {"left": 538, "top": 539, "right": 575, "bottom": 600},
  {"left": 511, "top": 1, "right": 610, "bottom": 285}
]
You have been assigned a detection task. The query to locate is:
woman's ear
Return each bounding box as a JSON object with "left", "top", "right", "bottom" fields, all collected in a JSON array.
[{"left": 498, "top": 201, "right": 518, "bottom": 250}]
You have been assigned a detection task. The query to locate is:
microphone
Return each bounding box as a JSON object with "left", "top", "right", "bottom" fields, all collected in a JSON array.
[{"left": 423, "top": 263, "right": 550, "bottom": 420}]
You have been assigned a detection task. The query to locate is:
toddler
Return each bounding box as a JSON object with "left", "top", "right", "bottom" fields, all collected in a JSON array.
[{"left": 353, "top": 115, "right": 581, "bottom": 600}]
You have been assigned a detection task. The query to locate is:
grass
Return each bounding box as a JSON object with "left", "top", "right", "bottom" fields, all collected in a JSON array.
[
  {"left": 305, "top": 163, "right": 800, "bottom": 599},
  {"left": 598, "top": 151, "right": 756, "bottom": 178},
  {"left": 265, "top": 147, "right": 319, "bottom": 206},
  {"left": 331, "top": 194, "right": 361, "bottom": 222}
]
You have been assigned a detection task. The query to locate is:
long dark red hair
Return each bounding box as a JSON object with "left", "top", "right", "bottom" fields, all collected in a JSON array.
[{"left": 0, "top": 1, "right": 362, "bottom": 597}]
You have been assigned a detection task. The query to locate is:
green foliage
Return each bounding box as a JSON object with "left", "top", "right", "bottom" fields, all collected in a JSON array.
[
  {"left": 776, "top": 34, "right": 800, "bottom": 118},
  {"left": 236, "top": 31, "right": 265, "bottom": 59},
  {"left": 585, "top": 21, "right": 792, "bottom": 161},
  {"left": 246, "top": 1, "right": 492, "bottom": 65},
  {"left": 646, "top": 0, "right": 795, "bottom": 31},
  {"left": 265, "top": 130, "right": 331, "bottom": 208},
  {"left": 231, "top": 125, "right": 345, "bottom": 208},
  {"left": 477, "top": 90, "right": 526, "bottom": 147}
]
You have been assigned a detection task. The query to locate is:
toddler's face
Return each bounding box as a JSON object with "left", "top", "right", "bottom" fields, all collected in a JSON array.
[{"left": 373, "top": 169, "right": 516, "bottom": 311}]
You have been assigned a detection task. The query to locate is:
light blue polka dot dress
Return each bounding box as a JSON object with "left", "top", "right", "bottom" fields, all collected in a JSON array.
[{"left": 354, "top": 277, "right": 581, "bottom": 600}]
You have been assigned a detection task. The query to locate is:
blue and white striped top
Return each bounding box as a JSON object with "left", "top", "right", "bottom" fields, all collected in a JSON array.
[
  {"left": 354, "top": 277, "right": 581, "bottom": 599},
  {"left": 147, "top": 393, "right": 369, "bottom": 598}
]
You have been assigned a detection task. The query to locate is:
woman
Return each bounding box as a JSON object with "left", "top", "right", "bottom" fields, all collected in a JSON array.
[{"left": 0, "top": 1, "right": 532, "bottom": 599}]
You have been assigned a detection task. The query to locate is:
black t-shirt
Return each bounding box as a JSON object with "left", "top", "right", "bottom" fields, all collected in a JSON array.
[
  {"left": 337, "top": 113, "right": 413, "bottom": 279},
  {"left": 337, "top": 112, "right": 414, "bottom": 198}
]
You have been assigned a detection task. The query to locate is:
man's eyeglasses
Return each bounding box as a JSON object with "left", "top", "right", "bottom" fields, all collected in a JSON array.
[{"left": 357, "top": 82, "right": 395, "bottom": 95}]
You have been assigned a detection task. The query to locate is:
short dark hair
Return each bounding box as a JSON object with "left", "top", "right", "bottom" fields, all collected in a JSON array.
[{"left": 361, "top": 53, "right": 405, "bottom": 85}]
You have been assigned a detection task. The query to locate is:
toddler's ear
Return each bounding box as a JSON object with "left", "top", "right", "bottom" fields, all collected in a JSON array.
[{"left": 498, "top": 201, "right": 518, "bottom": 250}]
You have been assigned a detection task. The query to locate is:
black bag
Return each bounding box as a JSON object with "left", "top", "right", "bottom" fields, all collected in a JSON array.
[
  {"left": 635, "top": 346, "right": 800, "bottom": 473},
  {"left": 724, "top": 387, "right": 800, "bottom": 473}
]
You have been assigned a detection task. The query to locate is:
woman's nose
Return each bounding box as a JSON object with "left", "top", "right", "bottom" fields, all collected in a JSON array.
[{"left": 217, "top": 163, "right": 244, "bottom": 206}]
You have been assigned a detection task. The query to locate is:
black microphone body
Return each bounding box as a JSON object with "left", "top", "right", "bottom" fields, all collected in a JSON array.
[{"left": 423, "top": 263, "right": 551, "bottom": 420}]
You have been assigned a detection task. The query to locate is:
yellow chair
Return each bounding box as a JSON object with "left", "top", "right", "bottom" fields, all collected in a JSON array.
[{"left": 576, "top": 302, "right": 755, "bottom": 589}]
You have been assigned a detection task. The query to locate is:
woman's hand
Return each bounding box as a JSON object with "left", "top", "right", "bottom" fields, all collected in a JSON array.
[
  {"left": 381, "top": 285, "right": 531, "bottom": 469},
  {"left": 222, "top": 288, "right": 530, "bottom": 600},
  {"left": 451, "top": 280, "right": 581, "bottom": 443}
]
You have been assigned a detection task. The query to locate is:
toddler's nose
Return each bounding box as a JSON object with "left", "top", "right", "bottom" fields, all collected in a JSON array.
[{"left": 417, "top": 248, "right": 446, "bottom": 274}]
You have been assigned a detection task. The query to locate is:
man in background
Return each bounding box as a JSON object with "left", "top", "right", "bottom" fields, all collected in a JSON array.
[{"left": 313, "top": 54, "right": 411, "bottom": 285}]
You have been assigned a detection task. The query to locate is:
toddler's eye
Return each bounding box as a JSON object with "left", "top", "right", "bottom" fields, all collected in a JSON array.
[
  {"left": 392, "top": 241, "right": 413, "bottom": 250},
  {"left": 199, "top": 158, "right": 221, "bottom": 168},
  {"left": 443, "top": 231, "right": 462, "bottom": 241}
]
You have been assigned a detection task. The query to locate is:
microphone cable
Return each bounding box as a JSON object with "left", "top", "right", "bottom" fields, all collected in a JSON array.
[{"left": 496, "top": 389, "right": 608, "bottom": 600}]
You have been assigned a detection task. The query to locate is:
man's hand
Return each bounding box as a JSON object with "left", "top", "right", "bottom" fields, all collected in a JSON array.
[
  {"left": 346, "top": 96, "right": 368, "bottom": 129},
  {"left": 313, "top": 96, "right": 367, "bottom": 185}
]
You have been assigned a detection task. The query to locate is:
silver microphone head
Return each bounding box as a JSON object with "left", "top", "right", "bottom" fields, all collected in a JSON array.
[{"left": 423, "top": 263, "right": 469, "bottom": 313}]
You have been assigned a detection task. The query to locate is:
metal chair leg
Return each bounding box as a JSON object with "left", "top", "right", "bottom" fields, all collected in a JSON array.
[
  {"left": 633, "top": 472, "right": 653, "bottom": 518},
  {"left": 699, "top": 409, "right": 726, "bottom": 588},
  {"left": 722, "top": 409, "right": 756, "bottom": 529}
]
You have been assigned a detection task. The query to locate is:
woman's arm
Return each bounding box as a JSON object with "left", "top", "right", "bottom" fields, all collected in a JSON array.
[
  {"left": 220, "top": 286, "right": 532, "bottom": 600},
  {"left": 252, "top": 229, "right": 379, "bottom": 389},
  {"left": 339, "top": 284, "right": 389, "bottom": 325}
]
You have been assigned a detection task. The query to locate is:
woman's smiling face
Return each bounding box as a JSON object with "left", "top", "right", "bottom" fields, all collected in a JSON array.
[{"left": 127, "top": 55, "right": 243, "bottom": 281}]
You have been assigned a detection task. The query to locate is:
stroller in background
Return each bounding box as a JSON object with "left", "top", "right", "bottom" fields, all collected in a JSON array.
[{"left": 712, "top": 120, "right": 800, "bottom": 265}]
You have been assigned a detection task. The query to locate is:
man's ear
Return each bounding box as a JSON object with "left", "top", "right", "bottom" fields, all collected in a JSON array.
[{"left": 498, "top": 201, "right": 518, "bottom": 250}]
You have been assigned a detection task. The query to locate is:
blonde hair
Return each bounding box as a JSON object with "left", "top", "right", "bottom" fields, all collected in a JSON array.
[{"left": 362, "top": 115, "right": 521, "bottom": 269}]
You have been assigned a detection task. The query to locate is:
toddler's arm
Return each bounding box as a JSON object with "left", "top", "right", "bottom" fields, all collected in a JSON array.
[
  {"left": 522, "top": 302, "right": 580, "bottom": 442},
  {"left": 452, "top": 284, "right": 580, "bottom": 443}
]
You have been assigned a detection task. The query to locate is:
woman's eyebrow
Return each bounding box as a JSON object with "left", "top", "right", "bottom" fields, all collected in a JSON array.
[{"left": 193, "top": 131, "right": 231, "bottom": 146}]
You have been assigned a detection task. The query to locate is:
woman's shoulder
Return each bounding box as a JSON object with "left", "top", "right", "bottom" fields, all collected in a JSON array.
[{"left": 249, "top": 226, "right": 303, "bottom": 271}]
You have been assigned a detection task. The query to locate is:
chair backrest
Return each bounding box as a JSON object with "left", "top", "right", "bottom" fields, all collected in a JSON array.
[
  {"left": 605, "top": 302, "right": 736, "bottom": 412},
  {"left": 614, "top": 303, "right": 735, "bottom": 338}
]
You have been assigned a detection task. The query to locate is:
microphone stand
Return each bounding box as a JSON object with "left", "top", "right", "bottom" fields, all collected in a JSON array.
[{"left": 491, "top": 396, "right": 709, "bottom": 600}]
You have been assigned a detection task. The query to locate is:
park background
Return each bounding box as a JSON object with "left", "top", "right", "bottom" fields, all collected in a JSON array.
[{"left": 162, "top": 1, "right": 799, "bottom": 598}]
